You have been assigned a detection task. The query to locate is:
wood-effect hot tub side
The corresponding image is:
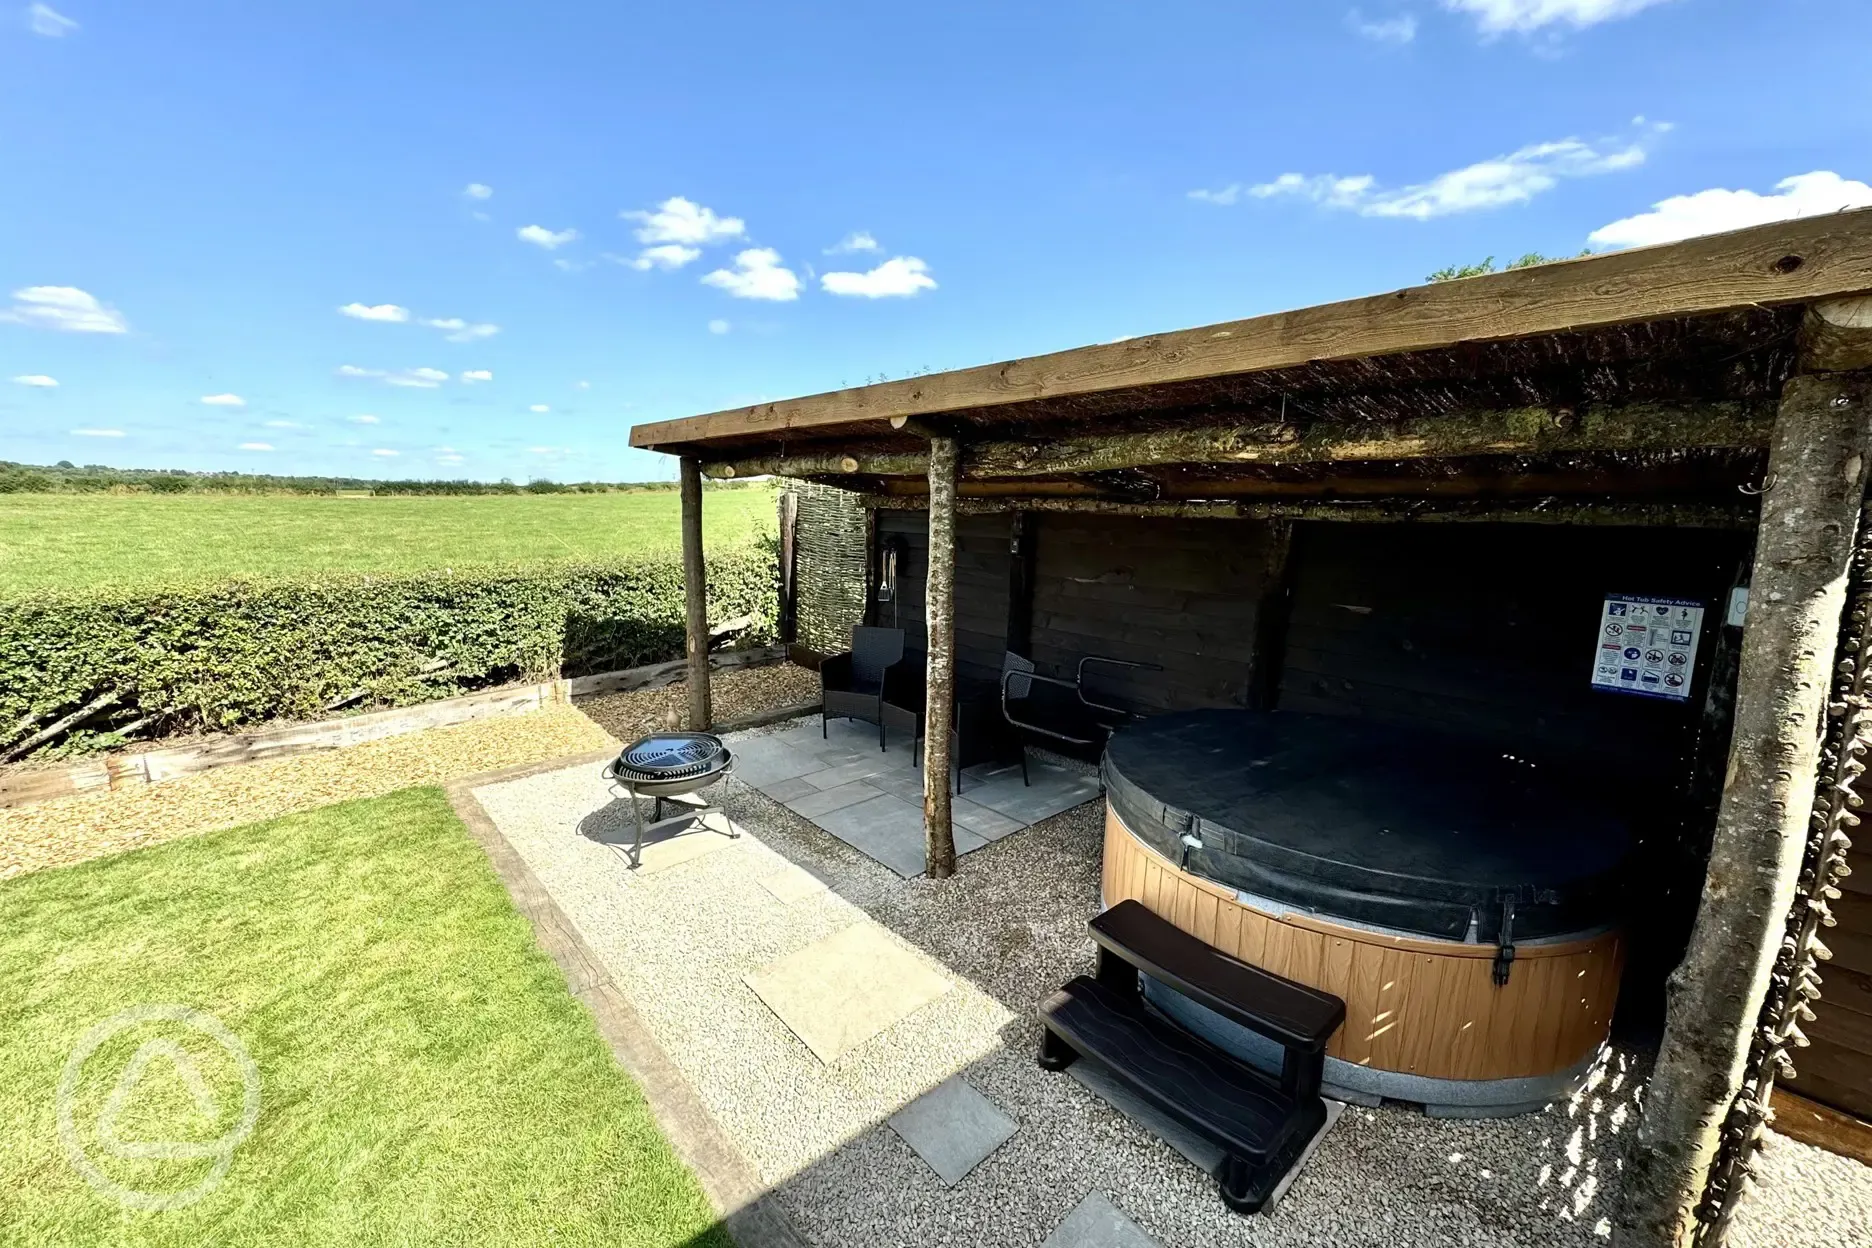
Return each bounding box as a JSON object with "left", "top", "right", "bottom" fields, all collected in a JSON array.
[{"left": 1101, "top": 805, "right": 1624, "bottom": 1083}]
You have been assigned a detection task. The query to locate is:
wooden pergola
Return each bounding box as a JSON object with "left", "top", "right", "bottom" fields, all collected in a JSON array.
[{"left": 632, "top": 209, "right": 1872, "bottom": 1247}]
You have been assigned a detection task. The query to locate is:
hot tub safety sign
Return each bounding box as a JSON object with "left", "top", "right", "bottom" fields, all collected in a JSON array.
[{"left": 1591, "top": 594, "right": 1704, "bottom": 702}]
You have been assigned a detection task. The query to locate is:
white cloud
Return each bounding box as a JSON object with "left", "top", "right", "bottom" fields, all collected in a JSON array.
[
  {"left": 437, "top": 451, "right": 465, "bottom": 467},
  {"left": 28, "top": 3, "right": 77, "bottom": 36},
  {"left": 826, "top": 231, "right": 880, "bottom": 254},
  {"left": 708, "top": 319, "right": 731, "bottom": 335},
  {"left": 1349, "top": 10, "right": 1419, "bottom": 42},
  {"left": 72, "top": 428, "right": 124, "bottom": 438},
  {"left": 464, "top": 183, "right": 493, "bottom": 200},
  {"left": 350, "top": 414, "right": 381, "bottom": 424},
  {"left": 371, "top": 448, "right": 399, "bottom": 458},
  {"left": 1188, "top": 184, "right": 1245, "bottom": 205},
  {"left": 200, "top": 393, "right": 246, "bottom": 407},
  {"left": 338, "top": 364, "right": 454, "bottom": 388},
  {"left": 628, "top": 243, "right": 703, "bottom": 271},
  {"left": 1246, "top": 128, "right": 1654, "bottom": 220},
  {"left": 529, "top": 404, "right": 550, "bottom": 413},
  {"left": 701, "top": 248, "right": 802, "bottom": 302},
  {"left": 626, "top": 196, "right": 745, "bottom": 246},
  {"left": 1589, "top": 171, "right": 1872, "bottom": 249},
  {"left": 2, "top": 285, "right": 128, "bottom": 333},
  {"left": 517, "top": 224, "right": 580, "bottom": 250},
  {"left": 821, "top": 256, "right": 938, "bottom": 299},
  {"left": 239, "top": 441, "right": 274, "bottom": 451},
  {"left": 460, "top": 369, "right": 494, "bottom": 383},
  {"left": 574, "top": 380, "right": 590, "bottom": 390},
  {"left": 622, "top": 197, "right": 745, "bottom": 271},
  {"left": 420, "top": 316, "right": 500, "bottom": 342},
  {"left": 11, "top": 374, "right": 57, "bottom": 387},
  {"left": 1443, "top": 0, "right": 1675, "bottom": 35},
  {"left": 263, "top": 419, "right": 302, "bottom": 429},
  {"left": 339, "top": 302, "right": 410, "bottom": 323}
]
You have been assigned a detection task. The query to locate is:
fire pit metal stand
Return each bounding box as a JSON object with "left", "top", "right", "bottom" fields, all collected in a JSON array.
[{"left": 600, "top": 733, "right": 737, "bottom": 870}]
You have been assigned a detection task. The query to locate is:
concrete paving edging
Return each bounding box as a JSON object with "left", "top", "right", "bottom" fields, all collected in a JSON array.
[{"left": 445, "top": 752, "right": 810, "bottom": 1248}]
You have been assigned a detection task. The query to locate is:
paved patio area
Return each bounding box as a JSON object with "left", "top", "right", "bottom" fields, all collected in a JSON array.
[
  {"left": 728, "top": 716, "right": 1100, "bottom": 877},
  {"left": 465, "top": 718, "right": 1872, "bottom": 1248}
]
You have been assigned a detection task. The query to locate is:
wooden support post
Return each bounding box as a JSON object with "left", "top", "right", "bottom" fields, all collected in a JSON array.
[
  {"left": 1615, "top": 370, "right": 1872, "bottom": 1247},
  {"left": 777, "top": 490, "right": 799, "bottom": 644},
  {"left": 1006, "top": 512, "right": 1037, "bottom": 659},
  {"left": 923, "top": 436, "right": 960, "bottom": 878},
  {"left": 680, "top": 457, "right": 712, "bottom": 731},
  {"left": 1244, "top": 520, "right": 1296, "bottom": 711}
]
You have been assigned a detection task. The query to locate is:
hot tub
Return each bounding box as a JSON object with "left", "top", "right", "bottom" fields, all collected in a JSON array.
[{"left": 1100, "top": 709, "right": 1629, "bottom": 1116}]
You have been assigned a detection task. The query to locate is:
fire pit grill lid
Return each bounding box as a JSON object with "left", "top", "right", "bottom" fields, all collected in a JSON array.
[{"left": 611, "top": 733, "right": 730, "bottom": 783}]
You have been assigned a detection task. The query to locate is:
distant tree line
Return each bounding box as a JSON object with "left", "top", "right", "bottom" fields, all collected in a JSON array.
[{"left": 0, "top": 461, "right": 769, "bottom": 496}]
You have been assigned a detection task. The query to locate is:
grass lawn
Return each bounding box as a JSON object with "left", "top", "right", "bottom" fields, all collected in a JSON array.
[
  {"left": 0, "top": 787, "right": 731, "bottom": 1247},
  {"left": 0, "top": 487, "right": 776, "bottom": 595}
]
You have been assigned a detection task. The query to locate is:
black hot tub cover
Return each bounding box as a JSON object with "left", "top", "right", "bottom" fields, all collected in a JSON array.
[{"left": 1101, "top": 710, "right": 1630, "bottom": 943}]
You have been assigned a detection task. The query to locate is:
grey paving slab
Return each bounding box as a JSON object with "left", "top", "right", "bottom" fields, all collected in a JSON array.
[
  {"left": 952, "top": 797, "right": 1024, "bottom": 842},
  {"left": 756, "top": 774, "right": 823, "bottom": 803},
  {"left": 819, "top": 793, "right": 932, "bottom": 877},
  {"left": 961, "top": 764, "right": 1100, "bottom": 826},
  {"left": 886, "top": 1076, "right": 1018, "bottom": 1187},
  {"left": 803, "top": 757, "right": 896, "bottom": 791},
  {"left": 864, "top": 766, "right": 930, "bottom": 803},
  {"left": 786, "top": 780, "right": 885, "bottom": 819},
  {"left": 729, "top": 736, "right": 827, "bottom": 789},
  {"left": 1040, "top": 1192, "right": 1160, "bottom": 1248}
]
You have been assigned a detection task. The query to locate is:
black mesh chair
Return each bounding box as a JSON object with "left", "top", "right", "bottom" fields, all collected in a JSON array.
[
  {"left": 820, "top": 626, "right": 914, "bottom": 751},
  {"left": 1000, "top": 651, "right": 1159, "bottom": 784}
]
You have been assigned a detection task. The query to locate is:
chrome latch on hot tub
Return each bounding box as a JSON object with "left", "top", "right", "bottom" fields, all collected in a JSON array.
[
  {"left": 1179, "top": 831, "right": 1203, "bottom": 870},
  {"left": 1492, "top": 895, "right": 1517, "bottom": 987}
]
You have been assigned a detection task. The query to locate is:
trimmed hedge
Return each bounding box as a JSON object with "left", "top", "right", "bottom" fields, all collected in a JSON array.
[{"left": 0, "top": 543, "right": 777, "bottom": 754}]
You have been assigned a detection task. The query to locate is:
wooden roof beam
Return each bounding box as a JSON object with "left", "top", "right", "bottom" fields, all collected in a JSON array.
[
  {"left": 631, "top": 209, "right": 1872, "bottom": 452},
  {"left": 700, "top": 399, "right": 1772, "bottom": 482}
]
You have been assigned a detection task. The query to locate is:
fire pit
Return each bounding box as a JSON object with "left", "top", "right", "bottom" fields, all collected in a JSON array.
[{"left": 600, "top": 732, "right": 735, "bottom": 869}]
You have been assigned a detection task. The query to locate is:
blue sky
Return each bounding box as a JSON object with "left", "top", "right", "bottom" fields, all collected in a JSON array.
[{"left": 3, "top": 0, "right": 1868, "bottom": 483}]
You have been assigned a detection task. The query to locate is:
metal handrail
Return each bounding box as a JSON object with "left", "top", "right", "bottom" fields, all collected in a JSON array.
[
  {"left": 1001, "top": 667, "right": 1101, "bottom": 746},
  {"left": 1075, "top": 656, "right": 1163, "bottom": 718}
]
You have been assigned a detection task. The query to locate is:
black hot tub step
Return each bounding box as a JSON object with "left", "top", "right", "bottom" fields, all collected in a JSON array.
[
  {"left": 1038, "top": 973, "right": 1326, "bottom": 1212},
  {"left": 1090, "top": 900, "right": 1345, "bottom": 1052}
]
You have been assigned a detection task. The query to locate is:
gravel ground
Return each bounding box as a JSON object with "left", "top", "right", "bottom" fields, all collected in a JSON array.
[
  {"left": 473, "top": 716, "right": 1871, "bottom": 1248},
  {"left": 576, "top": 662, "right": 820, "bottom": 742},
  {"left": 0, "top": 703, "right": 614, "bottom": 880}
]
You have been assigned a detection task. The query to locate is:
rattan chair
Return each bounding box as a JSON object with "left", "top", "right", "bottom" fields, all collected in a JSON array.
[{"left": 820, "top": 626, "right": 914, "bottom": 750}]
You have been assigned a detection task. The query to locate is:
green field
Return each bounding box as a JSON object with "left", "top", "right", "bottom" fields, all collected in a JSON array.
[
  {"left": 0, "top": 788, "right": 729, "bottom": 1246},
  {"left": 0, "top": 489, "right": 776, "bottom": 594}
]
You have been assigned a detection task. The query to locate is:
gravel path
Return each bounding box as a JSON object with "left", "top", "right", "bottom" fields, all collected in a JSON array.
[
  {"left": 472, "top": 719, "right": 1871, "bottom": 1248},
  {"left": 576, "top": 662, "right": 819, "bottom": 741},
  {"left": 0, "top": 703, "right": 614, "bottom": 880}
]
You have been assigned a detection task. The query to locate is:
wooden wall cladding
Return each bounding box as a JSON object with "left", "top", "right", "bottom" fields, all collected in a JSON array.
[
  {"left": 1275, "top": 522, "right": 1750, "bottom": 764},
  {"left": 1102, "top": 806, "right": 1624, "bottom": 1083},
  {"left": 1790, "top": 830, "right": 1872, "bottom": 1121},
  {"left": 1028, "top": 515, "right": 1279, "bottom": 713},
  {"left": 875, "top": 510, "right": 1011, "bottom": 682}
]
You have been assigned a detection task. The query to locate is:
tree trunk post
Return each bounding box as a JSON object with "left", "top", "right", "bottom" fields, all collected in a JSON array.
[
  {"left": 1616, "top": 370, "right": 1872, "bottom": 1247},
  {"left": 680, "top": 457, "right": 712, "bottom": 731},
  {"left": 923, "top": 436, "right": 960, "bottom": 878}
]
